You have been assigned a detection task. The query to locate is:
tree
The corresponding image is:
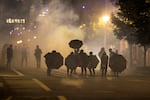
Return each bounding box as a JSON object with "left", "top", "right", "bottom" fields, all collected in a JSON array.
[
  {"left": 111, "top": 14, "right": 137, "bottom": 67},
  {"left": 111, "top": 0, "right": 150, "bottom": 67}
]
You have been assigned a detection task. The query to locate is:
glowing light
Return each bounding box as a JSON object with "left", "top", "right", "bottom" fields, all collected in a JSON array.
[
  {"left": 22, "top": 27, "right": 25, "bottom": 30},
  {"left": 6, "top": 18, "right": 25, "bottom": 24},
  {"left": 15, "top": 27, "right": 19, "bottom": 31},
  {"left": 102, "top": 16, "right": 110, "bottom": 23},
  {"left": 17, "top": 40, "right": 23, "bottom": 44},
  {"left": 79, "top": 24, "right": 86, "bottom": 29},
  {"left": 39, "top": 14, "right": 45, "bottom": 17},
  {"left": 10, "top": 32, "right": 12, "bottom": 35},
  {"left": 20, "top": 32, "right": 23, "bottom": 34},
  {"left": 45, "top": 8, "right": 49, "bottom": 12},
  {"left": 9, "top": 30, "right": 13, "bottom": 35},
  {"left": 33, "top": 36, "right": 37, "bottom": 39},
  {"left": 82, "top": 5, "right": 85, "bottom": 9},
  {"left": 146, "top": 0, "right": 150, "bottom": 3},
  {"left": 34, "top": 26, "right": 37, "bottom": 29}
]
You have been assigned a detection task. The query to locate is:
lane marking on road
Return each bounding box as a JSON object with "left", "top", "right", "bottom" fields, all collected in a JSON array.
[
  {"left": 0, "top": 74, "right": 23, "bottom": 77},
  {"left": 58, "top": 96, "right": 67, "bottom": 100},
  {"left": 11, "top": 68, "right": 24, "bottom": 76},
  {"left": 32, "top": 78, "right": 52, "bottom": 92},
  {"left": 6, "top": 96, "right": 12, "bottom": 100}
]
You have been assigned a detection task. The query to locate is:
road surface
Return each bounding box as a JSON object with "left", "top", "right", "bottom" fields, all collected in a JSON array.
[{"left": 1, "top": 66, "right": 150, "bottom": 100}]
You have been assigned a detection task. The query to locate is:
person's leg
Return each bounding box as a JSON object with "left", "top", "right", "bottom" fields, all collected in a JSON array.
[
  {"left": 37, "top": 57, "right": 40, "bottom": 68},
  {"left": 84, "top": 67, "right": 87, "bottom": 76},
  {"left": 47, "top": 67, "right": 51, "bottom": 76},
  {"left": 93, "top": 68, "right": 95, "bottom": 76},
  {"left": 67, "top": 67, "right": 69, "bottom": 76},
  {"left": 70, "top": 68, "right": 74, "bottom": 76},
  {"left": 81, "top": 67, "right": 83, "bottom": 75},
  {"left": 7, "top": 58, "right": 10, "bottom": 68},
  {"left": 73, "top": 68, "right": 76, "bottom": 74},
  {"left": 89, "top": 68, "right": 92, "bottom": 76}
]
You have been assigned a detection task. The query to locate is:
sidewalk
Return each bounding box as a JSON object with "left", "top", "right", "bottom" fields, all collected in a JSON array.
[{"left": 122, "top": 66, "right": 150, "bottom": 77}]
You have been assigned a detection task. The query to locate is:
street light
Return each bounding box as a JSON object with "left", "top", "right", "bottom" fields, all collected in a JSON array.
[
  {"left": 102, "top": 16, "right": 110, "bottom": 23},
  {"left": 101, "top": 15, "right": 110, "bottom": 48}
]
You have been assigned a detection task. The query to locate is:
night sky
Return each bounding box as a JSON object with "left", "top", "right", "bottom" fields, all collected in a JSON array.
[{"left": 0, "top": 0, "right": 115, "bottom": 36}]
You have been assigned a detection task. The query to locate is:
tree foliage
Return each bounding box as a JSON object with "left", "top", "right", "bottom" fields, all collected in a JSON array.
[
  {"left": 112, "top": 0, "right": 150, "bottom": 46},
  {"left": 111, "top": 14, "right": 137, "bottom": 44}
]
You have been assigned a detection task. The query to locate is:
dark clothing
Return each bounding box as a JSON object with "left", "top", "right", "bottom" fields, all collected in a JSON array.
[
  {"left": 44, "top": 53, "right": 51, "bottom": 75},
  {"left": 34, "top": 48, "right": 42, "bottom": 68},
  {"left": 109, "top": 53, "right": 127, "bottom": 77},
  {"left": 1, "top": 44, "right": 9, "bottom": 66},
  {"left": 79, "top": 52, "right": 88, "bottom": 76},
  {"left": 88, "top": 55, "right": 99, "bottom": 76},
  {"left": 65, "top": 53, "right": 79, "bottom": 76},
  {"left": 44, "top": 51, "right": 63, "bottom": 76},
  {"left": 100, "top": 53, "right": 108, "bottom": 77},
  {"left": 7, "top": 46, "right": 13, "bottom": 68}
]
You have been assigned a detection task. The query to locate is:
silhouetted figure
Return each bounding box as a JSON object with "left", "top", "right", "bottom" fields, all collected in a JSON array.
[
  {"left": 88, "top": 51, "right": 99, "bottom": 76},
  {"left": 34, "top": 45, "right": 42, "bottom": 69},
  {"left": 99, "top": 47, "right": 108, "bottom": 77},
  {"left": 100, "top": 52, "right": 108, "bottom": 77},
  {"left": 109, "top": 48, "right": 127, "bottom": 77},
  {"left": 21, "top": 44, "right": 28, "bottom": 67},
  {"left": 69, "top": 39, "right": 83, "bottom": 74},
  {"left": 44, "top": 50, "right": 63, "bottom": 76},
  {"left": 65, "top": 52, "right": 78, "bottom": 76},
  {"left": 12, "top": 46, "right": 21, "bottom": 67},
  {"left": 1, "top": 44, "right": 9, "bottom": 66},
  {"left": 79, "top": 50, "right": 88, "bottom": 76},
  {"left": 98, "top": 47, "right": 105, "bottom": 58},
  {"left": 6, "top": 44, "right": 13, "bottom": 68}
]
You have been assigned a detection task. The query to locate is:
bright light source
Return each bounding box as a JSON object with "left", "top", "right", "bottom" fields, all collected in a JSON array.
[
  {"left": 82, "top": 5, "right": 85, "bottom": 9},
  {"left": 10, "top": 32, "right": 12, "bottom": 35},
  {"left": 102, "top": 16, "right": 110, "bottom": 23},
  {"left": 79, "top": 24, "right": 86, "bottom": 29},
  {"left": 17, "top": 40, "right": 23, "bottom": 44},
  {"left": 22, "top": 27, "right": 25, "bottom": 30},
  {"left": 33, "top": 36, "right": 37, "bottom": 39}
]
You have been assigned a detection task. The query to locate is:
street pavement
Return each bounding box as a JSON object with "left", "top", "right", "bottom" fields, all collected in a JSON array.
[{"left": 1, "top": 66, "right": 150, "bottom": 100}]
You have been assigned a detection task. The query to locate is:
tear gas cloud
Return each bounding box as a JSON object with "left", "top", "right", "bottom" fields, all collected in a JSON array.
[
  {"left": 0, "top": 0, "right": 119, "bottom": 69},
  {"left": 36, "top": 0, "right": 85, "bottom": 57},
  {"left": 35, "top": 0, "right": 118, "bottom": 56}
]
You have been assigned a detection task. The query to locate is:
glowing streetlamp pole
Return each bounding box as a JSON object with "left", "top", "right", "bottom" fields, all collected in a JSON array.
[{"left": 102, "top": 15, "right": 110, "bottom": 48}]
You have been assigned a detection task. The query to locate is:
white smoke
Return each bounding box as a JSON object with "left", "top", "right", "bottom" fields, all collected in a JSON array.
[{"left": 36, "top": 0, "right": 85, "bottom": 56}]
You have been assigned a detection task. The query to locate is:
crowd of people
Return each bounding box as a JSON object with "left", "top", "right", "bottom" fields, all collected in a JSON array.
[
  {"left": 1, "top": 44, "right": 42, "bottom": 69},
  {"left": 2, "top": 43, "right": 127, "bottom": 77},
  {"left": 44, "top": 47, "right": 127, "bottom": 77}
]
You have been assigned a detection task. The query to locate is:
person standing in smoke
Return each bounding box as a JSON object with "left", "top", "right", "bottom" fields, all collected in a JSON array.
[
  {"left": 79, "top": 49, "right": 88, "bottom": 76},
  {"left": 6, "top": 44, "right": 13, "bottom": 68},
  {"left": 44, "top": 50, "right": 63, "bottom": 76},
  {"left": 34, "top": 45, "right": 42, "bottom": 69},
  {"left": 65, "top": 52, "right": 78, "bottom": 76},
  {"left": 1, "top": 44, "right": 9, "bottom": 66},
  {"left": 21, "top": 44, "right": 28, "bottom": 67},
  {"left": 99, "top": 47, "right": 108, "bottom": 77},
  {"left": 88, "top": 51, "right": 99, "bottom": 76}
]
